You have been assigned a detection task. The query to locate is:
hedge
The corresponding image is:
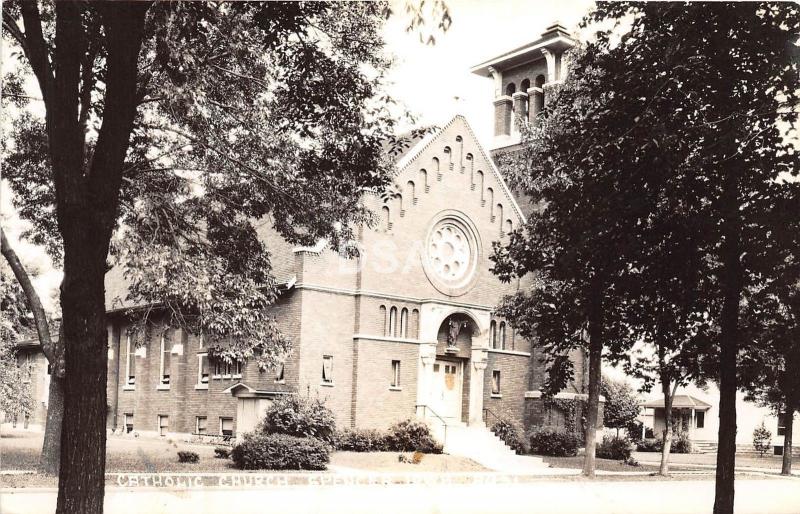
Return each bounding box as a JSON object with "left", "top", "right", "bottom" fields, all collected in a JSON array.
[{"left": 231, "top": 433, "right": 330, "bottom": 470}]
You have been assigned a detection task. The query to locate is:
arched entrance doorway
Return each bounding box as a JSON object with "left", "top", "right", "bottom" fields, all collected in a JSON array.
[{"left": 427, "top": 314, "right": 479, "bottom": 422}]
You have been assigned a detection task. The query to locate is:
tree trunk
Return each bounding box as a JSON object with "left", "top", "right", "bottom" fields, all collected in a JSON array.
[
  {"left": 713, "top": 172, "right": 742, "bottom": 514},
  {"left": 55, "top": 241, "right": 110, "bottom": 514},
  {"left": 659, "top": 380, "right": 677, "bottom": 476},
  {"left": 782, "top": 411, "right": 793, "bottom": 476},
  {"left": 39, "top": 375, "right": 64, "bottom": 475},
  {"left": 582, "top": 296, "right": 603, "bottom": 478}
]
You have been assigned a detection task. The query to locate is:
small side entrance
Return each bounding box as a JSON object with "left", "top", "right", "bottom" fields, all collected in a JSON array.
[
  {"left": 236, "top": 398, "right": 272, "bottom": 434},
  {"left": 431, "top": 359, "right": 462, "bottom": 420}
]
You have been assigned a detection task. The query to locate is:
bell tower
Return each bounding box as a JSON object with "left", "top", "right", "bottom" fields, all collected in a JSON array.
[{"left": 470, "top": 22, "right": 575, "bottom": 152}]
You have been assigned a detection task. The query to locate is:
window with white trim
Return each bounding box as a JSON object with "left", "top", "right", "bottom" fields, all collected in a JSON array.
[
  {"left": 197, "top": 354, "right": 209, "bottom": 385},
  {"left": 159, "top": 332, "right": 171, "bottom": 385},
  {"left": 157, "top": 415, "right": 169, "bottom": 437},
  {"left": 220, "top": 417, "right": 234, "bottom": 437},
  {"left": 213, "top": 359, "right": 242, "bottom": 379},
  {"left": 391, "top": 360, "right": 401, "bottom": 388},
  {"left": 492, "top": 370, "right": 501, "bottom": 395},
  {"left": 489, "top": 320, "right": 497, "bottom": 349},
  {"left": 196, "top": 416, "right": 207, "bottom": 434},
  {"left": 123, "top": 413, "right": 134, "bottom": 433},
  {"left": 125, "top": 334, "right": 136, "bottom": 385},
  {"left": 322, "top": 355, "right": 333, "bottom": 384},
  {"left": 499, "top": 322, "right": 506, "bottom": 351}
]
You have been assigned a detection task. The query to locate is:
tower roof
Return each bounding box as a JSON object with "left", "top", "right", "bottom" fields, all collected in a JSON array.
[{"left": 470, "top": 22, "right": 576, "bottom": 77}]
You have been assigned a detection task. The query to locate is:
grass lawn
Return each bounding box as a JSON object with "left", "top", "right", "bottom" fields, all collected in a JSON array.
[
  {"left": 540, "top": 455, "right": 696, "bottom": 473},
  {"left": 1, "top": 429, "right": 483, "bottom": 488},
  {"left": 632, "top": 451, "right": 788, "bottom": 471}
]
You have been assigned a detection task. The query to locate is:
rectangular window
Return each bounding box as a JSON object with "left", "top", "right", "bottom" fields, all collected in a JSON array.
[
  {"left": 391, "top": 360, "right": 401, "bottom": 388},
  {"left": 159, "top": 332, "right": 171, "bottom": 385},
  {"left": 198, "top": 354, "right": 209, "bottom": 384},
  {"left": 492, "top": 370, "right": 501, "bottom": 395},
  {"left": 322, "top": 355, "right": 333, "bottom": 384},
  {"left": 232, "top": 360, "right": 242, "bottom": 378},
  {"left": 196, "top": 416, "right": 207, "bottom": 435},
  {"left": 220, "top": 417, "right": 234, "bottom": 437},
  {"left": 778, "top": 412, "right": 787, "bottom": 436},
  {"left": 158, "top": 415, "right": 169, "bottom": 437},
  {"left": 125, "top": 334, "right": 136, "bottom": 385},
  {"left": 124, "top": 413, "right": 134, "bottom": 433},
  {"left": 275, "top": 363, "right": 285, "bottom": 383},
  {"left": 696, "top": 411, "right": 705, "bottom": 429}
]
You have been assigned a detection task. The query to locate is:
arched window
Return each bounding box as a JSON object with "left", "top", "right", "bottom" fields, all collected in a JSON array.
[
  {"left": 477, "top": 171, "right": 485, "bottom": 200},
  {"left": 496, "top": 204, "right": 504, "bottom": 228},
  {"left": 411, "top": 309, "right": 420, "bottom": 339},
  {"left": 489, "top": 320, "right": 497, "bottom": 349},
  {"left": 486, "top": 187, "right": 494, "bottom": 212},
  {"left": 380, "top": 305, "right": 387, "bottom": 336},
  {"left": 400, "top": 308, "right": 409, "bottom": 338},
  {"left": 505, "top": 82, "right": 516, "bottom": 96},
  {"left": 505, "top": 219, "right": 513, "bottom": 235},
  {"left": 520, "top": 79, "right": 531, "bottom": 119},
  {"left": 499, "top": 322, "right": 506, "bottom": 350},
  {"left": 381, "top": 205, "right": 391, "bottom": 232},
  {"left": 442, "top": 147, "right": 452, "bottom": 172},
  {"left": 535, "top": 74, "right": 545, "bottom": 88},
  {"left": 432, "top": 156, "right": 441, "bottom": 180},
  {"left": 535, "top": 74, "right": 546, "bottom": 112},
  {"left": 407, "top": 180, "right": 416, "bottom": 205},
  {"left": 397, "top": 193, "right": 404, "bottom": 216},
  {"left": 389, "top": 307, "right": 398, "bottom": 337},
  {"left": 419, "top": 169, "right": 428, "bottom": 192}
]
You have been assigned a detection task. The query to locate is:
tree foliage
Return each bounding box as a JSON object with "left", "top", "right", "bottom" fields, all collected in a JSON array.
[
  {"left": 601, "top": 378, "right": 640, "bottom": 435},
  {"left": 0, "top": 264, "right": 35, "bottom": 420}
]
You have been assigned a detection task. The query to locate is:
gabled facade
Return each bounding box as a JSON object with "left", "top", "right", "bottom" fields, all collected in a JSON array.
[{"left": 102, "top": 114, "right": 590, "bottom": 439}]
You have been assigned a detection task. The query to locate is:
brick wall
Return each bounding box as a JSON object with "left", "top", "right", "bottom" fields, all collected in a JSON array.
[
  {"left": 483, "top": 352, "right": 529, "bottom": 428},
  {"left": 352, "top": 339, "right": 419, "bottom": 429}
]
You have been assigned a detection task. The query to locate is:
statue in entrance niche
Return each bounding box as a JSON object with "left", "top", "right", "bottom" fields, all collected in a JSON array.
[{"left": 447, "top": 318, "right": 469, "bottom": 348}]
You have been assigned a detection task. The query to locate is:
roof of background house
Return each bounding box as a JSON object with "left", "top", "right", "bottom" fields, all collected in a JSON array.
[{"left": 642, "top": 394, "right": 712, "bottom": 410}]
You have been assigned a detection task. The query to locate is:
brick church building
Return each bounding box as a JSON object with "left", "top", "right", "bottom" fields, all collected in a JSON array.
[{"left": 13, "top": 25, "right": 595, "bottom": 444}]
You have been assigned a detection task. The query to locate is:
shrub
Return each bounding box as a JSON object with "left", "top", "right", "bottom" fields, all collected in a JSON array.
[
  {"left": 753, "top": 422, "right": 772, "bottom": 457},
  {"left": 214, "top": 447, "right": 230, "bottom": 459},
  {"left": 636, "top": 439, "right": 660, "bottom": 452},
  {"left": 388, "top": 419, "right": 443, "bottom": 454},
  {"left": 491, "top": 419, "right": 526, "bottom": 455},
  {"left": 335, "top": 428, "right": 393, "bottom": 452},
  {"left": 528, "top": 428, "right": 581, "bottom": 457},
  {"left": 672, "top": 431, "right": 692, "bottom": 454},
  {"left": 231, "top": 433, "right": 330, "bottom": 470},
  {"left": 259, "top": 395, "right": 336, "bottom": 444},
  {"left": 596, "top": 435, "right": 632, "bottom": 461},
  {"left": 177, "top": 451, "right": 199, "bottom": 463}
]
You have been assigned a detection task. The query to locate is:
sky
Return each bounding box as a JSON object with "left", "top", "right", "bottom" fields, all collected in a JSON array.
[{"left": 382, "top": 0, "right": 595, "bottom": 145}]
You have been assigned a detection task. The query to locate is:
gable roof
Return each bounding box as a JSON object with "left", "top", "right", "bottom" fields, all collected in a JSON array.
[
  {"left": 395, "top": 114, "right": 527, "bottom": 223},
  {"left": 642, "top": 394, "right": 712, "bottom": 410}
]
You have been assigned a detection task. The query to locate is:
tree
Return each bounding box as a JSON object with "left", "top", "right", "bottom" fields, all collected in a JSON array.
[
  {"left": 1, "top": 2, "right": 434, "bottom": 512},
  {"left": 752, "top": 422, "right": 773, "bottom": 457},
  {"left": 600, "top": 378, "right": 640, "bottom": 437},
  {"left": 0, "top": 262, "right": 35, "bottom": 422},
  {"left": 740, "top": 215, "right": 800, "bottom": 474},
  {"left": 577, "top": 5, "right": 799, "bottom": 512},
  {"left": 493, "top": 48, "right": 640, "bottom": 478},
  {"left": 495, "top": 2, "right": 799, "bottom": 505}
]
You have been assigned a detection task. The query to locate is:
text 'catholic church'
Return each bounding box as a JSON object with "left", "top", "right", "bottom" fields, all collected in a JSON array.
[{"left": 16, "top": 25, "right": 597, "bottom": 446}]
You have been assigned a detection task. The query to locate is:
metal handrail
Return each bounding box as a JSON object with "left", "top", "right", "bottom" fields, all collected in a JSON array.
[
  {"left": 415, "top": 404, "right": 448, "bottom": 446},
  {"left": 483, "top": 407, "right": 502, "bottom": 428}
]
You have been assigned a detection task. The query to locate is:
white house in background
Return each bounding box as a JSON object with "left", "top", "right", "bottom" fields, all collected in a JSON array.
[{"left": 640, "top": 382, "right": 799, "bottom": 455}]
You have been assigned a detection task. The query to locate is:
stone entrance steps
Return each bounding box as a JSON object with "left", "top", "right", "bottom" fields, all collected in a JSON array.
[{"left": 429, "top": 420, "right": 551, "bottom": 474}]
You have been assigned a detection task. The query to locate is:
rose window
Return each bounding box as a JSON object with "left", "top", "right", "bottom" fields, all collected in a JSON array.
[{"left": 428, "top": 223, "right": 471, "bottom": 282}]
